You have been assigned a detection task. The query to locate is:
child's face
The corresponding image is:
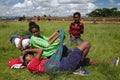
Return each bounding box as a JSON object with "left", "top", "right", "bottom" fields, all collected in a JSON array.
[
  {"left": 73, "top": 14, "right": 80, "bottom": 23},
  {"left": 31, "top": 28, "right": 40, "bottom": 37},
  {"left": 25, "top": 54, "right": 34, "bottom": 62}
]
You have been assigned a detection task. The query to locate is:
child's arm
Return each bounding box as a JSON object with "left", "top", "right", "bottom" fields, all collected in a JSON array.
[
  {"left": 69, "top": 23, "right": 72, "bottom": 35},
  {"left": 34, "top": 49, "right": 43, "bottom": 59},
  {"left": 80, "top": 22, "right": 84, "bottom": 34},
  {"left": 18, "top": 37, "right": 23, "bottom": 50},
  {"left": 18, "top": 35, "right": 30, "bottom": 39},
  {"left": 21, "top": 48, "right": 43, "bottom": 59},
  {"left": 18, "top": 35, "right": 30, "bottom": 51},
  {"left": 71, "top": 34, "right": 75, "bottom": 41}
]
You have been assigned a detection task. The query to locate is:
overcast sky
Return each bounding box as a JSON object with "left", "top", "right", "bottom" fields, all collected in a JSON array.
[{"left": 0, "top": 0, "right": 120, "bottom": 17}]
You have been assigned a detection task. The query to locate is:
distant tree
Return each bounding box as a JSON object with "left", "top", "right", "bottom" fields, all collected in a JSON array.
[
  {"left": 87, "top": 8, "right": 120, "bottom": 17},
  {"left": 42, "top": 14, "right": 47, "bottom": 18}
]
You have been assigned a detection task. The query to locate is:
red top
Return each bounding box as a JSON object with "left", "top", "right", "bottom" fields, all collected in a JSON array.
[
  {"left": 27, "top": 58, "right": 48, "bottom": 73},
  {"left": 69, "top": 22, "right": 84, "bottom": 38},
  {"left": 8, "top": 58, "right": 22, "bottom": 68}
]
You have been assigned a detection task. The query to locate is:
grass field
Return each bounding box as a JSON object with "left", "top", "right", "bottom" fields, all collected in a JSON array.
[{"left": 0, "top": 21, "right": 120, "bottom": 80}]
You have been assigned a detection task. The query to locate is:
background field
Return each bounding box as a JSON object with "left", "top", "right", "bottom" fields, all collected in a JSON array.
[{"left": 0, "top": 21, "right": 120, "bottom": 80}]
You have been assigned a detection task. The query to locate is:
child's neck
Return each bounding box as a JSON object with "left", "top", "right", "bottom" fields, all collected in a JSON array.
[
  {"left": 35, "top": 35, "right": 40, "bottom": 37},
  {"left": 74, "top": 21, "right": 80, "bottom": 24}
]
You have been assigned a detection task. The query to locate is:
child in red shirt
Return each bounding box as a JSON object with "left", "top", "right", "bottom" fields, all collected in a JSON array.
[
  {"left": 27, "top": 57, "right": 47, "bottom": 73},
  {"left": 22, "top": 49, "right": 47, "bottom": 73},
  {"left": 22, "top": 44, "right": 119, "bottom": 75},
  {"left": 68, "top": 12, "right": 84, "bottom": 48},
  {"left": 22, "top": 41, "right": 98, "bottom": 73}
]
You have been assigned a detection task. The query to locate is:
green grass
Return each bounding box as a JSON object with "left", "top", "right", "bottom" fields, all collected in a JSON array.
[{"left": 0, "top": 21, "right": 120, "bottom": 80}]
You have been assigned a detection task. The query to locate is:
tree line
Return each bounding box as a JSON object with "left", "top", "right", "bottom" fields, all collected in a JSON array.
[{"left": 87, "top": 8, "right": 120, "bottom": 17}]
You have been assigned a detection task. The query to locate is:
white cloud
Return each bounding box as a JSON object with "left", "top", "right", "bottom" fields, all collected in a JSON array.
[
  {"left": 50, "top": 0, "right": 59, "bottom": 7},
  {"left": 109, "top": 0, "right": 115, "bottom": 7},
  {"left": 109, "top": 0, "right": 115, "bottom": 4},
  {"left": 117, "top": 3, "right": 120, "bottom": 10},
  {"left": 117, "top": 3, "right": 120, "bottom": 6},
  {"left": 13, "top": 0, "right": 33, "bottom": 8},
  {"left": 87, "top": 3, "right": 97, "bottom": 11},
  {"left": 86, "top": 3, "right": 97, "bottom": 15},
  {"left": 58, "top": 0, "right": 95, "bottom": 4},
  {"left": 0, "top": 0, "right": 97, "bottom": 17}
]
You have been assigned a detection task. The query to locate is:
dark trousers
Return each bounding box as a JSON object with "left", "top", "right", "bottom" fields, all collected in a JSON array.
[{"left": 59, "top": 48, "right": 82, "bottom": 71}]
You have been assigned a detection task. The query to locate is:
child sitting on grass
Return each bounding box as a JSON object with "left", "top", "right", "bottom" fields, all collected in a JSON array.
[{"left": 68, "top": 12, "right": 84, "bottom": 49}]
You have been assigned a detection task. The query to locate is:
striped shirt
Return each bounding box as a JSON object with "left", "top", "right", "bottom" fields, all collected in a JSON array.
[{"left": 69, "top": 22, "right": 84, "bottom": 38}]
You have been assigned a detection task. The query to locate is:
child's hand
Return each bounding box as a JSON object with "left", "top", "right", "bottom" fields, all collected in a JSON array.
[
  {"left": 19, "top": 36, "right": 24, "bottom": 40},
  {"left": 71, "top": 35, "right": 75, "bottom": 41},
  {"left": 21, "top": 50, "right": 27, "bottom": 55}
]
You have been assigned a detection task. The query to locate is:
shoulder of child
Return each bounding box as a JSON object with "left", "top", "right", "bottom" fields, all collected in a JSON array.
[
  {"left": 80, "top": 21, "right": 84, "bottom": 25},
  {"left": 70, "top": 22, "right": 75, "bottom": 25}
]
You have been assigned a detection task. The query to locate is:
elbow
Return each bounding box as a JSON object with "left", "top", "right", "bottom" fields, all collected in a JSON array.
[
  {"left": 38, "top": 48, "right": 43, "bottom": 55},
  {"left": 39, "top": 48, "right": 43, "bottom": 52}
]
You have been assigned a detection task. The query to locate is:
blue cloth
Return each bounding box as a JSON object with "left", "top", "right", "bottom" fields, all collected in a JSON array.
[
  {"left": 44, "top": 29, "right": 65, "bottom": 72},
  {"left": 9, "top": 35, "right": 19, "bottom": 44},
  {"left": 44, "top": 30, "right": 83, "bottom": 72},
  {"left": 28, "top": 35, "right": 32, "bottom": 39},
  {"left": 59, "top": 48, "right": 82, "bottom": 71}
]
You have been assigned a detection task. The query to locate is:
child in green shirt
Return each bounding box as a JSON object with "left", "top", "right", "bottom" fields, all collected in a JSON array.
[{"left": 29, "top": 22, "right": 61, "bottom": 58}]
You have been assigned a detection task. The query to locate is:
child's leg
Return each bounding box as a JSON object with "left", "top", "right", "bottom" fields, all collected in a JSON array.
[
  {"left": 62, "top": 45, "right": 69, "bottom": 57},
  {"left": 48, "top": 30, "right": 58, "bottom": 40},
  {"left": 77, "top": 41, "right": 91, "bottom": 62},
  {"left": 59, "top": 48, "right": 83, "bottom": 71},
  {"left": 68, "top": 38, "right": 72, "bottom": 49},
  {"left": 78, "top": 58, "right": 99, "bottom": 67},
  {"left": 75, "top": 38, "right": 83, "bottom": 44},
  {"left": 59, "top": 41, "right": 91, "bottom": 71}
]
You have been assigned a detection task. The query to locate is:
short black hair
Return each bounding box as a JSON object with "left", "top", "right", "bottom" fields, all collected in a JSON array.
[
  {"left": 29, "top": 21, "right": 36, "bottom": 27},
  {"left": 28, "top": 22, "right": 40, "bottom": 32},
  {"left": 73, "top": 12, "right": 81, "bottom": 18},
  {"left": 23, "top": 52, "right": 34, "bottom": 61},
  {"left": 22, "top": 52, "right": 34, "bottom": 66}
]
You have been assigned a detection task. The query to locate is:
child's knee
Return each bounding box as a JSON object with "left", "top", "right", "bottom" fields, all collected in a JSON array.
[
  {"left": 77, "top": 41, "right": 91, "bottom": 51},
  {"left": 82, "top": 41, "right": 91, "bottom": 48}
]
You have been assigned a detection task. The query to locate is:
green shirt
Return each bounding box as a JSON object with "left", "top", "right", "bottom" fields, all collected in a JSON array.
[{"left": 30, "top": 35, "right": 60, "bottom": 58}]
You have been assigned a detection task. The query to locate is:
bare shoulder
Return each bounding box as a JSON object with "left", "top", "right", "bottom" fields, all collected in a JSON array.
[{"left": 80, "top": 21, "right": 84, "bottom": 25}]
